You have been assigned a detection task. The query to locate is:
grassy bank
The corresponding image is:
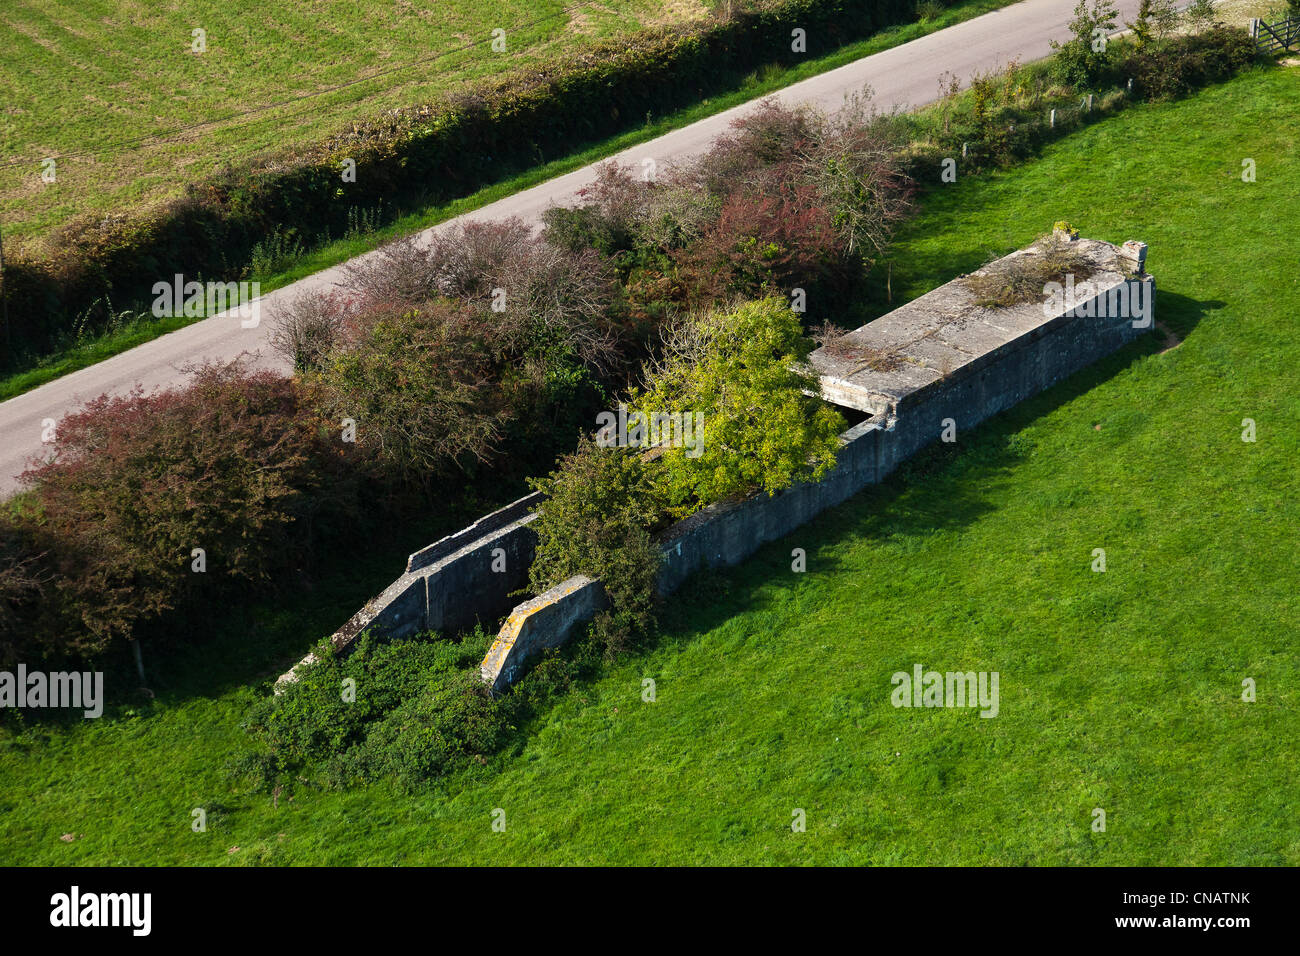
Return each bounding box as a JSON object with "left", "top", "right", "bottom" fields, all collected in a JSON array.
[{"left": 2, "top": 63, "right": 1296, "bottom": 866}]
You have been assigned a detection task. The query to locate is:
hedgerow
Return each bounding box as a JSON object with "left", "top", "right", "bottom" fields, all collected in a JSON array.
[
  {"left": 1120, "top": 27, "right": 1258, "bottom": 101},
  {"left": 2, "top": 0, "right": 922, "bottom": 371},
  {"left": 2, "top": 361, "right": 360, "bottom": 667}
]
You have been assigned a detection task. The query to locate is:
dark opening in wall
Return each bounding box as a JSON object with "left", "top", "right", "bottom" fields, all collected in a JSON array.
[{"left": 830, "top": 403, "right": 872, "bottom": 429}]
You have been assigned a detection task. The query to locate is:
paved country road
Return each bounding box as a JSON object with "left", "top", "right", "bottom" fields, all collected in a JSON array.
[{"left": 0, "top": 0, "right": 1144, "bottom": 495}]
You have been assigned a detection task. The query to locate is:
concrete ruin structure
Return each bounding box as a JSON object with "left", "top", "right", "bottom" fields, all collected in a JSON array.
[{"left": 277, "top": 235, "right": 1153, "bottom": 695}]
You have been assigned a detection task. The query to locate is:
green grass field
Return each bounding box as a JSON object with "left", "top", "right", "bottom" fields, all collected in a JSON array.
[
  {"left": 0, "top": 0, "right": 702, "bottom": 248},
  {"left": 2, "top": 64, "right": 1297, "bottom": 866}
]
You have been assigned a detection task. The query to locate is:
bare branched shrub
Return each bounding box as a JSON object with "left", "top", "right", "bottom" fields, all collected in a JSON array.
[
  {"left": 638, "top": 304, "right": 732, "bottom": 387},
  {"left": 632, "top": 183, "right": 722, "bottom": 251},
  {"left": 419, "top": 218, "right": 620, "bottom": 370},
  {"left": 795, "top": 92, "right": 913, "bottom": 261},
  {"left": 690, "top": 98, "right": 820, "bottom": 196},
  {"left": 811, "top": 318, "right": 855, "bottom": 357},
  {"left": 341, "top": 235, "right": 441, "bottom": 307},
  {"left": 578, "top": 161, "right": 652, "bottom": 240},
  {"left": 510, "top": 241, "right": 620, "bottom": 370},
  {"left": 268, "top": 290, "right": 353, "bottom": 372},
  {"left": 423, "top": 218, "right": 536, "bottom": 302},
  {"left": 935, "top": 70, "right": 962, "bottom": 136},
  {"left": 339, "top": 216, "right": 621, "bottom": 372}
]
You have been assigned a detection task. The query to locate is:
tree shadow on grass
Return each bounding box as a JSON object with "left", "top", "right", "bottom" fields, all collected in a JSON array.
[{"left": 653, "top": 288, "right": 1219, "bottom": 646}]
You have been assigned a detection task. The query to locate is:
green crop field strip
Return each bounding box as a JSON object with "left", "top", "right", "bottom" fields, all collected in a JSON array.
[
  {"left": 0, "top": 0, "right": 704, "bottom": 249},
  {"left": 2, "top": 64, "right": 1296, "bottom": 866}
]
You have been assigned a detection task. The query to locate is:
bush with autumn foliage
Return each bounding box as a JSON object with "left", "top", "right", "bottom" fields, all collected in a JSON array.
[
  {"left": 2, "top": 362, "right": 359, "bottom": 665},
  {"left": 543, "top": 96, "right": 913, "bottom": 322}
]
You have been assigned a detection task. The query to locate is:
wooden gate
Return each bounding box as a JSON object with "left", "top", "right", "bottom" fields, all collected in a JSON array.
[{"left": 1252, "top": 16, "right": 1300, "bottom": 53}]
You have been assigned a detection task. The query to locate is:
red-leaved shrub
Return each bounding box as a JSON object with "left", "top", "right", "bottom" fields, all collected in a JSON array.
[
  {"left": 19, "top": 361, "right": 355, "bottom": 649},
  {"left": 672, "top": 181, "right": 848, "bottom": 306}
]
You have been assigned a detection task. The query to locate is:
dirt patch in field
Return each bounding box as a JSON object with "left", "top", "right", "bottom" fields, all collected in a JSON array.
[
  {"left": 1212, "top": 0, "right": 1279, "bottom": 22},
  {"left": 1155, "top": 320, "right": 1184, "bottom": 353},
  {"left": 572, "top": 0, "right": 710, "bottom": 36}
]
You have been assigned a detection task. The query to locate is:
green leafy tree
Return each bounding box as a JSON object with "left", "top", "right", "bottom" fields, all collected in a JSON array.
[
  {"left": 633, "top": 297, "right": 844, "bottom": 517},
  {"left": 527, "top": 297, "right": 846, "bottom": 652},
  {"left": 1127, "top": 0, "right": 1155, "bottom": 50},
  {"left": 1148, "top": 0, "right": 1180, "bottom": 38},
  {"left": 1051, "top": 0, "right": 1120, "bottom": 89},
  {"left": 1184, "top": 0, "right": 1218, "bottom": 33}
]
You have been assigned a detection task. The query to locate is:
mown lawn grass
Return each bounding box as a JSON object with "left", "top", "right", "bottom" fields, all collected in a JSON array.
[{"left": 2, "top": 64, "right": 1296, "bottom": 866}]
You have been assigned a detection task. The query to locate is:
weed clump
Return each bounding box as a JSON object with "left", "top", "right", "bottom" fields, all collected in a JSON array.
[{"left": 963, "top": 235, "right": 1093, "bottom": 309}]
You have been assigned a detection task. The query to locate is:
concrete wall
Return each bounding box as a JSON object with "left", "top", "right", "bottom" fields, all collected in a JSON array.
[
  {"left": 656, "top": 417, "right": 884, "bottom": 595},
  {"left": 480, "top": 246, "right": 1154, "bottom": 692},
  {"left": 275, "top": 491, "right": 542, "bottom": 687},
  {"left": 655, "top": 276, "right": 1153, "bottom": 600},
  {"left": 875, "top": 277, "right": 1155, "bottom": 475},
  {"left": 407, "top": 491, "right": 543, "bottom": 573},
  {"left": 480, "top": 575, "right": 609, "bottom": 694},
  {"left": 424, "top": 513, "right": 538, "bottom": 637}
]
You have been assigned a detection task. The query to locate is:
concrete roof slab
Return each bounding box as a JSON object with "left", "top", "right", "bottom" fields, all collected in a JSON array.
[
  {"left": 901, "top": 336, "right": 978, "bottom": 374},
  {"left": 810, "top": 237, "right": 1145, "bottom": 411}
]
